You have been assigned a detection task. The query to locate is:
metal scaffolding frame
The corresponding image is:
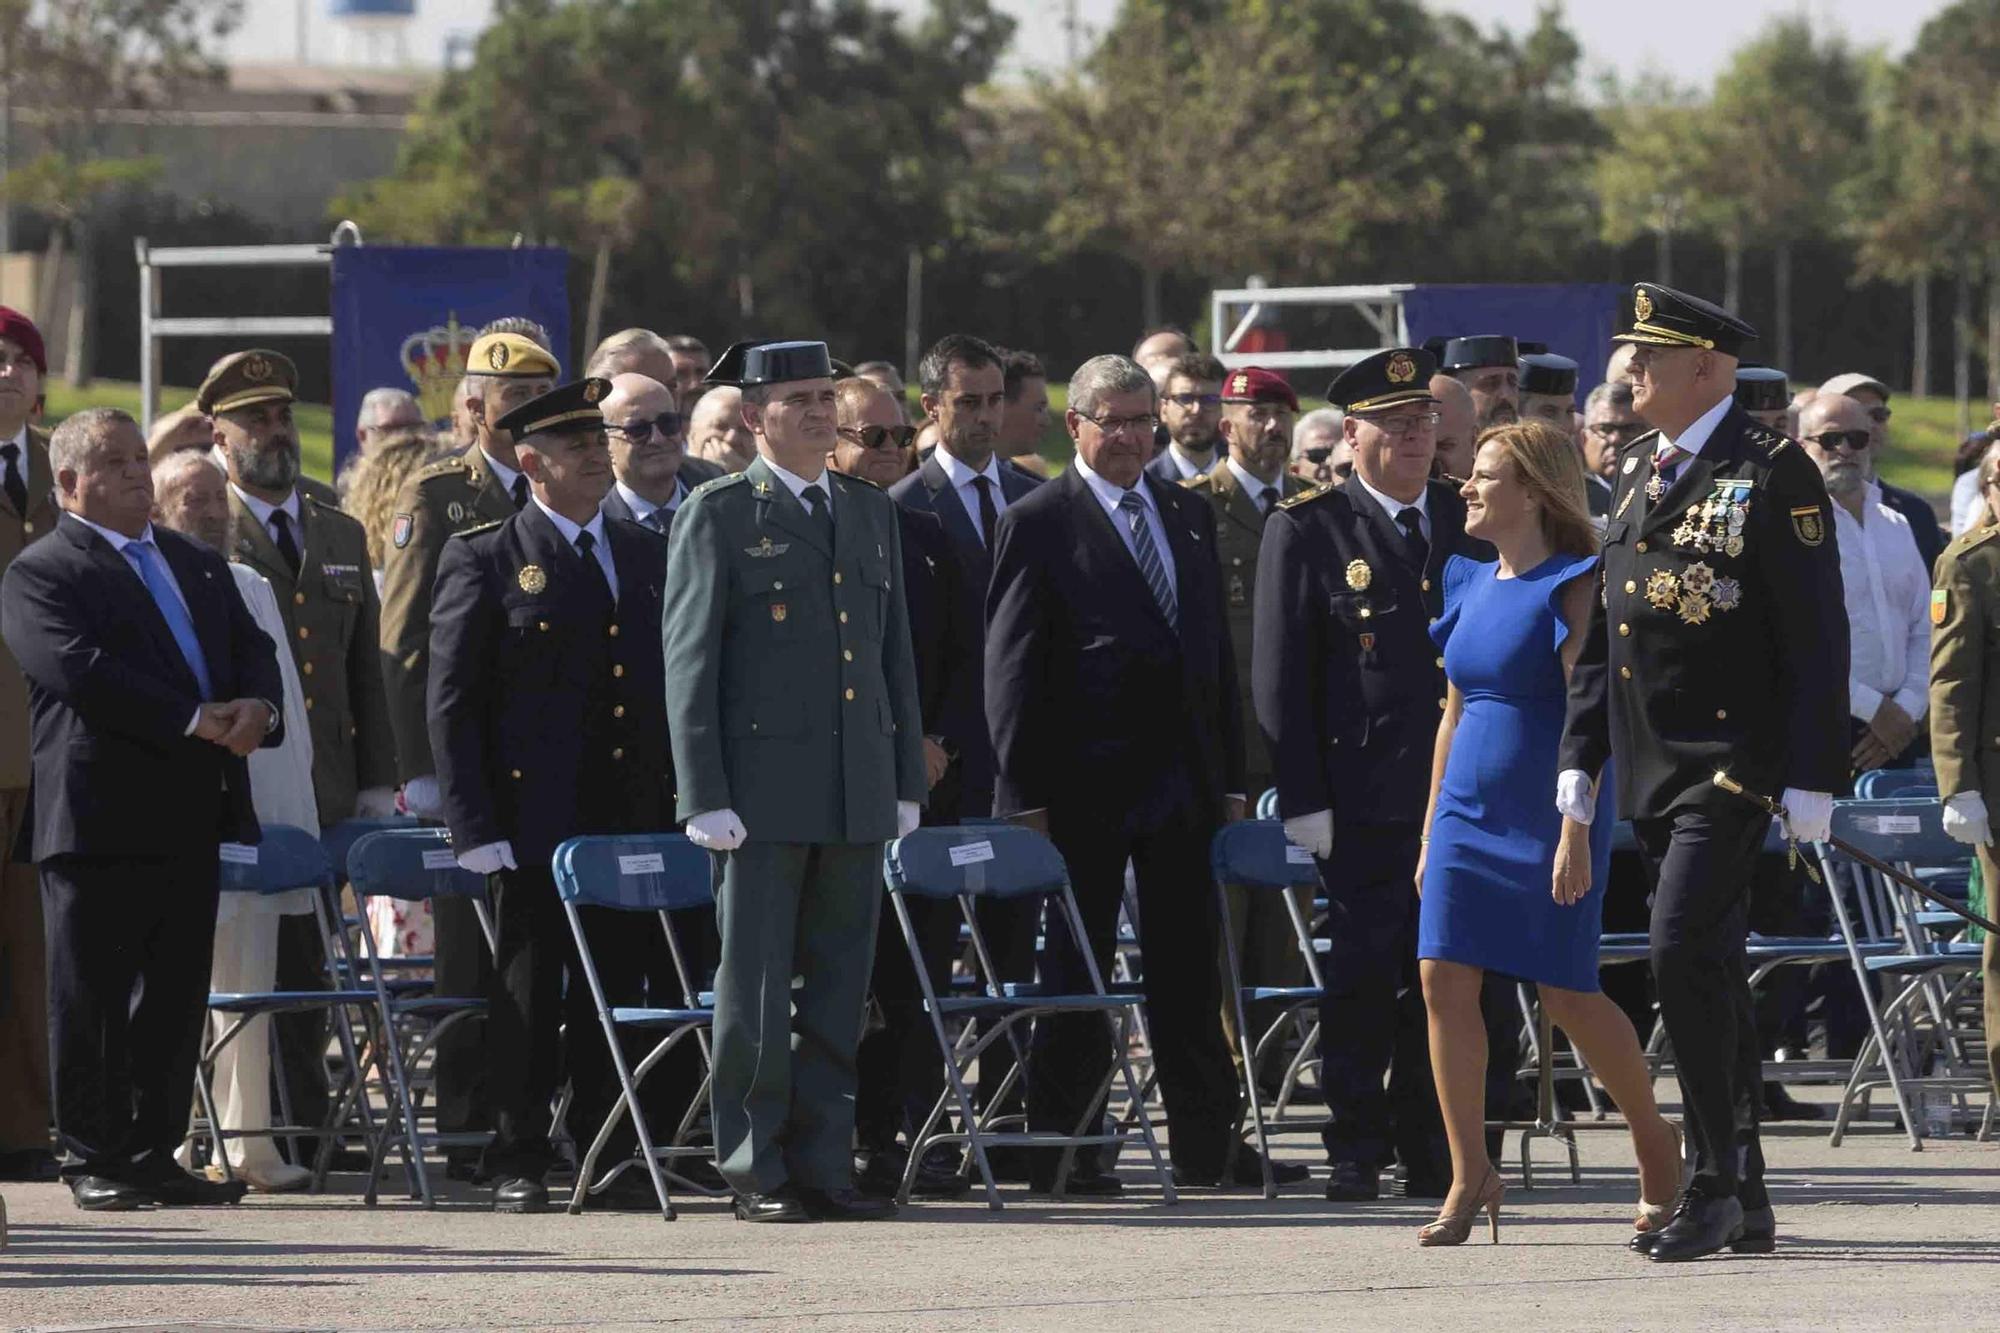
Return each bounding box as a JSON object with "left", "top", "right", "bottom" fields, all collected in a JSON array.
[{"left": 1208, "top": 282, "right": 1413, "bottom": 374}]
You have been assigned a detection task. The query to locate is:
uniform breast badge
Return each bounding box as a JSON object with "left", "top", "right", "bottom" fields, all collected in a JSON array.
[
  {"left": 1345, "top": 559, "right": 1372, "bottom": 592},
  {"left": 1615, "top": 487, "right": 1636, "bottom": 518},
  {"left": 1677, "top": 561, "right": 1715, "bottom": 624},
  {"left": 1644, "top": 570, "right": 1680, "bottom": 610},
  {"left": 771, "top": 603, "right": 788, "bottom": 623},
  {"left": 744, "top": 536, "right": 791, "bottom": 558},
  {"left": 517, "top": 564, "right": 547, "bottom": 594},
  {"left": 1673, "top": 482, "right": 1752, "bottom": 555}
]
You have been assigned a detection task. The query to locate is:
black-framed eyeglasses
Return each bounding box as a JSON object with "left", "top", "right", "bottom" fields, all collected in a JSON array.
[
  {"left": 1076, "top": 409, "right": 1158, "bottom": 436},
  {"left": 606, "top": 414, "right": 683, "bottom": 441},
  {"left": 1164, "top": 392, "right": 1222, "bottom": 410},
  {"left": 836, "top": 424, "right": 915, "bottom": 451},
  {"left": 1807, "top": 429, "right": 1872, "bottom": 453}
]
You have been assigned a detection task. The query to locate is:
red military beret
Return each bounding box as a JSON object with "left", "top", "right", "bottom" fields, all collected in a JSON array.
[
  {"left": 0, "top": 307, "right": 45, "bottom": 375},
  {"left": 1219, "top": 365, "right": 1298, "bottom": 412}
]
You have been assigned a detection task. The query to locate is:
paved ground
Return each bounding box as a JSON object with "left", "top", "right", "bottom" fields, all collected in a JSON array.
[{"left": 4, "top": 1090, "right": 1996, "bottom": 1332}]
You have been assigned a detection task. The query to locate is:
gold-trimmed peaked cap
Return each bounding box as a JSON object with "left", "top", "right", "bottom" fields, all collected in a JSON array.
[
  {"left": 1614, "top": 282, "right": 1756, "bottom": 356},
  {"left": 466, "top": 331, "right": 561, "bottom": 379},
  {"left": 196, "top": 349, "right": 297, "bottom": 414},
  {"left": 1326, "top": 346, "right": 1439, "bottom": 414},
  {"left": 494, "top": 377, "right": 611, "bottom": 440}
]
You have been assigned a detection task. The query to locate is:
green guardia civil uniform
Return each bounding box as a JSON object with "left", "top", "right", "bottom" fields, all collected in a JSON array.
[{"left": 662, "top": 345, "right": 926, "bottom": 1195}]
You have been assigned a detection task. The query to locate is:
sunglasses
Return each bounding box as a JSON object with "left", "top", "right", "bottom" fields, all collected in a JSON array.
[
  {"left": 1807, "top": 429, "right": 1872, "bottom": 453},
  {"left": 1303, "top": 446, "right": 1332, "bottom": 464},
  {"left": 837, "top": 424, "right": 915, "bottom": 451},
  {"left": 607, "top": 414, "right": 683, "bottom": 441}
]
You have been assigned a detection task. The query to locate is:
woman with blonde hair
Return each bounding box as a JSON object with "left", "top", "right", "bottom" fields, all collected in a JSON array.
[
  {"left": 1412, "top": 421, "right": 1681, "bottom": 1245},
  {"left": 342, "top": 427, "right": 438, "bottom": 591}
]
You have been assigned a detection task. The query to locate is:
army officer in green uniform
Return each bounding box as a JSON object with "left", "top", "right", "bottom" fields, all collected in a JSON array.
[{"left": 662, "top": 340, "right": 925, "bottom": 1224}]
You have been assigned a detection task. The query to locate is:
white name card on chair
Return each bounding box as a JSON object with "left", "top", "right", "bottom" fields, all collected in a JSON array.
[
  {"left": 948, "top": 840, "right": 996, "bottom": 867},
  {"left": 619, "top": 853, "right": 667, "bottom": 875},
  {"left": 421, "top": 848, "right": 459, "bottom": 870},
  {"left": 218, "top": 843, "right": 259, "bottom": 866},
  {"left": 1284, "top": 844, "right": 1315, "bottom": 865},
  {"left": 1861, "top": 815, "right": 1922, "bottom": 835}
]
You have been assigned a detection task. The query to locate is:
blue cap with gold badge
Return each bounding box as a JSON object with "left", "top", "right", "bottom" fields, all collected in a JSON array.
[
  {"left": 1326, "top": 347, "right": 1439, "bottom": 414},
  {"left": 494, "top": 377, "right": 611, "bottom": 440},
  {"left": 1613, "top": 282, "right": 1757, "bottom": 356},
  {"left": 703, "top": 340, "right": 834, "bottom": 388}
]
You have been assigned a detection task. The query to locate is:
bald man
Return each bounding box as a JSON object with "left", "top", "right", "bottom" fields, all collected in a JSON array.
[
  {"left": 686, "top": 386, "right": 756, "bottom": 474},
  {"left": 1429, "top": 376, "right": 1477, "bottom": 480},
  {"left": 597, "top": 374, "right": 722, "bottom": 536}
]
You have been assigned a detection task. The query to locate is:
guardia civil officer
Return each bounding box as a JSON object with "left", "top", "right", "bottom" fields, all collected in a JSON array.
[
  {"left": 428, "top": 378, "right": 675, "bottom": 1214},
  {"left": 662, "top": 340, "right": 925, "bottom": 1223},
  {"left": 1252, "top": 347, "right": 1489, "bottom": 1201},
  {"left": 1734, "top": 366, "right": 1794, "bottom": 434},
  {"left": 1557, "top": 283, "right": 1847, "bottom": 1262}
]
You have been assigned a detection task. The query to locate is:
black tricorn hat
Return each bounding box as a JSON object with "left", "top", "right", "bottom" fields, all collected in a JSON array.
[
  {"left": 1437, "top": 334, "right": 1518, "bottom": 373},
  {"left": 703, "top": 339, "right": 834, "bottom": 388},
  {"left": 1518, "top": 351, "right": 1579, "bottom": 397},
  {"left": 1734, "top": 364, "right": 1790, "bottom": 412}
]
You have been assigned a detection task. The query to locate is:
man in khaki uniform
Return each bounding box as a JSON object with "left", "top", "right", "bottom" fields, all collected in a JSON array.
[
  {"left": 0, "top": 307, "right": 59, "bottom": 1181},
  {"left": 1925, "top": 433, "right": 2000, "bottom": 1101},
  {"left": 376, "top": 329, "right": 557, "bottom": 1173},
  {"left": 1182, "top": 367, "right": 1311, "bottom": 1096}
]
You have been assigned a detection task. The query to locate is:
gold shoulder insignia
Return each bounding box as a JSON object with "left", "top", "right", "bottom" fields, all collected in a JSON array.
[
  {"left": 451, "top": 519, "right": 504, "bottom": 539},
  {"left": 1182, "top": 471, "right": 1216, "bottom": 492},
  {"left": 416, "top": 452, "right": 469, "bottom": 479},
  {"left": 1277, "top": 482, "right": 1332, "bottom": 511},
  {"left": 836, "top": 471, "right": 883, "bottom": 492}
]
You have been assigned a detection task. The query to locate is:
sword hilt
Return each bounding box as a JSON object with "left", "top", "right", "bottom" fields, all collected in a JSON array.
[{"left": 1713, "top": 770, "right": 1822, "bottom": 882}]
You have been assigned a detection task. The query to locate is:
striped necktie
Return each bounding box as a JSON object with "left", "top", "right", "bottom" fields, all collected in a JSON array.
[{"left": 1118, "top": 491, "right": 1178, "bottom": 630}]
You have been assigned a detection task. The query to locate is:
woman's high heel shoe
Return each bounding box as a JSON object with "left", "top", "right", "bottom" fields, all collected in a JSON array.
[
  {"left": 1417, "top": 1167, "right": 1505, "bottom": 1246},
  {"left": 1633, "top": 1120, "right": 1684, "bottom": 1234}
]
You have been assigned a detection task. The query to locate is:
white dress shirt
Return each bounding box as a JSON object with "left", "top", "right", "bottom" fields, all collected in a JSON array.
[
  {"left": 1656, "top": 391, "right": 1734, "bottom": 462},
  {"left": 1350, "top": 471, "right": 1431, "bottom": 543},
  {"left": 230, "top": 483, "right": 303, "bottom": 552},
  {"left": 613, "top": 478, "right": 683, "bottom": 527},
  {"left": 483, "top": 448, "right": 524, "bottom": 500},
  {"left": 764, "top": 456, "right": 835, "bottom": 521},
  {"left": 1225, "top": 457, "right": 1280, "bottom": 512},
  {"left": 934, "top": 447, "right": 1010, "bottom": 546},
  {"left": 1830, "top": 495, "right": 1930, "bottom": 724},
  {"left": 1072, "top": 453, "right": 1177, "bottom": 591},
  {"left": 1164, "top": 443, "right": 1218, "bottom": 481},
  {"left": 1951, "top": 467, "right": 1986, "bottom": 537},
  {"left": 530, "top": 496, "right": 619, "bottom": 604}
]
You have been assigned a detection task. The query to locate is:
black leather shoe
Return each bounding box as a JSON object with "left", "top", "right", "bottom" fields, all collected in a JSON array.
[
  {"left": 0, "top": 1148, "right": 60, "bottom": 1182},
  {"left": 1730, "top": 1203, "right": 1777, "bottom": 1254},
  {"left": 130, "top": 1159, "right": 247, "bottom": 1206},
  {"left": 70, "top": 1175, "right": 150, "bottom": 1211},
  {"left": 1646, "top": 1193, "right": 1745, "bottom": 1263},
  {"left": 1324, "top": 1161, "right": 1380, "bottom": 1201},
  {"left": 1029, "top": 1163, "right": 1123, "bottom": 1196},
  {"left": 1174, "top": 1146, "right": 1311, "bottom": 1189},
  {"left": 910, "top": 1148, "right": 969, "bottom": 1197},
  {"left": 444, "top": 1154, "right": 484, "bottom": 1184},
  {"left": 853, "top": 1147, "right": 906, "bottom": 1197},
  {"left": 733, "top": 1188, "right": 810, "bottom": 1223},
  {"left": 491, "top": 1175, "right": 550, "bottom": 1214},
  {"left": 1762, "top": 1083, "right": 1829, "bottom": 1122},
  {"left": 798, "top": 1185, "right": 898, "bottom": 1220}
]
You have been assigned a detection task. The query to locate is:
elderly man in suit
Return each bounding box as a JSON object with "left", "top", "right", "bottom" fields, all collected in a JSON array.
[
  {"left": 597, "top": 372, "right": 724, "bottom": 536},
  {"left": 988, "top": 353, "right": 1292, "bottom": 1192},
  {"left": 0, "top": 407, "right": 284, "bottom": 1210},
  {"left": 0, "top": 307, "right": 59, "bottom": 1183}
]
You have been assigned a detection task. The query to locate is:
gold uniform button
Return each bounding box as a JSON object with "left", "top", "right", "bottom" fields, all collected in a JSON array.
[
  {"left": 297, "top": 626, "right": 310, "bottom": 640},
  {"left": 301, "top": 662, "right": 313, "bottom": 676},
  {"left": 608, "top": 624, "right": 619, "bottom": 638},
  {"left": 613, "top": 664, "right": 624, "bottom": 678},
  {"left": 1435, "top": 656, "right": 1445, "bottom": 668},
  {"left": 538, "top": 621, "right": 549, "bottom": 632},
  {"left": 1232, "top": 556, "right": 1243, "bottom": 567},
  {"left": 839, "top": 611, "right": 849, "bottom": 624},
  {"left": 19, "top": 521, "right": 29, "bottom": 533},
  {"left": 612, "top": 747, "right": 624, "bottom": 760},
  {"left": 613, "top": 705, "right": 625, "bottom": 719},
  {"left": 844, "top": 687, "right": 856, "bottom": 701},
  {"left": 1624, "top": 580, "right": 1636, "bottom": 594},
  {"left": 510, "top": 769, "right": 522, "bottom": 780},
  {"left": 305, "top": 697, "right": 314, "bottom": 711},
  {"left": 1437, "top": 698, "right": 1447, "bottom": 710},
  {"left": 1422, "top": 578, "right": 1432, "bottom": 592},
  {"left": 833, "top": 571, "right": 843, "bottom": 585},
  {"left": 1620, "top": 666, "right": 1632, "bottom": 679},
  {"left": 1635, "top": 541, "right": 1648, "bottom": 553},
  {"left": 1716, "top": 709, "right": 1728, "bottom": 721},
  {"left": 843, "top": 649, "right": 853, "bottom": 662},
  {"left": 294, "top": 592, "right": 306, "bottom": 606},
  {"left": 1618, "top": 623, "right": 1630, "bottom": 637}
]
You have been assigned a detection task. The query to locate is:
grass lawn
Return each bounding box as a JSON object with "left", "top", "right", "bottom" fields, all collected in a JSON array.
[{"left": 41, "top": 380, "right": 337, "bottom": 483}]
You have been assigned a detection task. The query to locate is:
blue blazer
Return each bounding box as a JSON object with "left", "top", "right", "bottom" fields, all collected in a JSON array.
[{"left": 0, "top": 514, "right": 284, "bottom": 858}]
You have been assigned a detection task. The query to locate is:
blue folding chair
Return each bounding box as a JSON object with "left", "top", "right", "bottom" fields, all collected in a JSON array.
[
  {"left": 188, "top": 825, "right": 389, "bottom": 1191},
  {"left": 1855, "top": 768, "right": 1938, "bottom": 800},
  {"left": 1210, "top": 819, "right": 1324, "bottom": 1199},
  {"left": 344, "top": 827, "right": 497, "bottom": 1205},
  {"left": 551, "top": 834, "right": 718, "bottom": 1222},
  {"left": 884, "top": 824, "right": 1176, "bottom": 1210}
]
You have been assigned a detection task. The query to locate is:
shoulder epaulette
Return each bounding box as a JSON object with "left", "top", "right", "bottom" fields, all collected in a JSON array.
[
  {"left": 837, "top": 471, "right": 883, "bottom": 492},
  {"left": 415, "top": 453, "right": 470, "bottom": 482},
  {"left": 450, "top": 519, "right": 504, "bottom": 540},
  {"left": 1619, "top": 429, "right": 1661, "bottom": 460},
  {"left": 688, "top": 471, "right": 750, "bottom": 501},
  {"left": 1276, "top": 482, "right": 1333, "bottom": 511},
  {"left": 1182, "top": 471, "right": 1218, "bottom": 493},
  {"left": 1744, "top": 420, "right": 1793, "bottom": 460}
]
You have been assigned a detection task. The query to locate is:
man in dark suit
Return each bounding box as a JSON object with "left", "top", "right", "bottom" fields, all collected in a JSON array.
[
  {"left": 598, "top": 372, "right": 724, "bottom": 536},
  {"left": 1254, "top": 347, "right": 1490, "bottom": 1202},
  {"left": 1563, "top": 285, "right": 1847, "bottom": 1262},
  {"left": 428, "top": 379, "right": 675, "bottom": 1214},
  {"left": 1142, "top": 352, "right": 1227, "bottom": 485},
  {"left": 887, "top": 334, "right": 1042, "bottom": 1160},
  {"left": 988, "top": 353, "right": 1292, "bottom": 1192},
  {"left": 0, "top": 407, "right": 284, "bottom": 1210}
]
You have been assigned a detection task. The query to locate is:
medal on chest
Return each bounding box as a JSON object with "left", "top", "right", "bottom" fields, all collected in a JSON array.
[{"left": 1670, "top": 481, "right": 1752, "bottom": 557}]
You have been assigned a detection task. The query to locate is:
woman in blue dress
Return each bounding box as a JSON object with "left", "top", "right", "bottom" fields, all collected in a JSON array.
[{"left": 1414, "top": 422, "right": 1681, "bottom": 1246}]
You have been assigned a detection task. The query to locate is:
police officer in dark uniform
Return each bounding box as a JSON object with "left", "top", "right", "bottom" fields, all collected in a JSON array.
[
  {"left": 1252, "top": 347, "right": 1491, "bottom": 1202},
  {"left": 428, "top": 378, "right": 676, "bottom": 1214},
  {"left": 1734, "top": 365, "right": 1793, "bottom": 434},
  {"left": 1557, "top": 283, "right": 1847, "bottom": 1262}
]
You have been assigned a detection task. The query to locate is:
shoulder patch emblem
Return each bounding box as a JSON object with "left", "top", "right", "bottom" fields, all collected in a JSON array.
[
  {"left": 391, "top": 514, "right": 413, "bottom": 549},
  {"left": 1932, "top": 589, "right": 1948, "bottom": 626},
  {"left": 1790, "top": 505, "right": 1825, "bottom": 547}
]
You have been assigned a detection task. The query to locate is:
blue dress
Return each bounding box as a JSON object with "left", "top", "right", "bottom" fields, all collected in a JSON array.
[{"left": 1418, "top": 552, "right": 1614, "bottom": 992}]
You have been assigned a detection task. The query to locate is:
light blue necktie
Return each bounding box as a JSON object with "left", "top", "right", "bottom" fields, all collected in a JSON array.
[
  {"left": 1118, "top": 491, "right": 1178, "bottom": 631},
  {"left": 127, "top": 539, "right": 214, "bottom": 700}
]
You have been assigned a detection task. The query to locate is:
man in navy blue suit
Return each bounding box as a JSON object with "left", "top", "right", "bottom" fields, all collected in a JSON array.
[{"left": 0, "top": 407, "right": 283, "bottom": 1211}]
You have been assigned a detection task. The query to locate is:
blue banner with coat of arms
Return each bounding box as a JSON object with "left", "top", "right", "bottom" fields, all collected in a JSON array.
[{"left": 329, "top": 245, "right": 571, "bottom": 476}]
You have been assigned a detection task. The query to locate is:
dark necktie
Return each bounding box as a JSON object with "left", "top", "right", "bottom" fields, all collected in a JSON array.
[
  {"left": 802, "top": 483, "right": 833, "bottom": 545},
  {"left": 1396, "top": 505, "right": 1429, "bottom": 572},
  {"left": 0, "top": 443, "right": 26, "bottom": 517},
  {"left": 574, "top": 530, "right": 614, "bottom": 607},
  {"left": 971, "top": 474, "right": 998, "bottom": 547},
  {"left": 1118, "top": 491, "right": 1179, "bottom": 630},
  {"left": 269, "top": 508, "right": 301, "bottom": 576},
  {"left": 510, "top": 473, "right": 529, "bottom": 511},
  {"left": 643, "top": 508, "right": 669, "bottom": 535},
  {"left": 1256, "top": 487, "right": 1276, "bottom": 516}
]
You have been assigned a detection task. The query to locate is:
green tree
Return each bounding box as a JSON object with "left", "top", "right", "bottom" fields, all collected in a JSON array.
[{"left": 1591, "top": 82, "right": 1708, "bottom": 286}]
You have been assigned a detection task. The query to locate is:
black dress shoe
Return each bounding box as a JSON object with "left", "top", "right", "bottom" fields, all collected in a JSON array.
[
  {"left": 1028, "top": 1163, "right": 1123, "bottom": 1196},
  {"left": 1324, "top": 1161, "right": 1380, "bottom": 1201},
  {"left": 491, "top": 1175, "right": 550, "bottom": 1214},
  {"left": 129, "top": 1159, "right": 247, "bottom": 1206},
  {"left": 909, "top": 1148, "right": 969, "bottom": 1197},
  {"left": 0, "top": 1148, "right": 60, "bottom": 1182},
  {"left": 1174, "top": 1146, "right": 1311, "bottom": 1189},
  {"left": 798, "top": 1185, "right": 898, "bottom": 1220},
  {"left": 1762, "top": 1083, "right": 1829, "bottom": 1122},
  {"left": 70, "top": 1175, "right": 150, "bottom": 1211},
  {"left": 1646, "top": 1193, "right": 1745, "bottom": 1263},
  {"left": 1731, "top": 1203, "right": 1777, "bottom": 1254},
  {"left": 734, "top": 1187, "right": 810, "bottom": 1222},
  {"left": 853, "top": 1147, "right": 906, "bottom": 1197}
]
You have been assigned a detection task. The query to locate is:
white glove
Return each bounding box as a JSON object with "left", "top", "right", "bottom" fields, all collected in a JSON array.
[
  {"left": 1943, "top": 791, "right": 1994, "bottom": 847},
  {"left": 1780, "top": 789, "right": 1834, "bottom": 845},
  {"left": 1556, "top": 770, "right": 1595, "bottom": 824},
  {"left": 455, "top": 840, "right": 517, "bottom": 875},
  {"left": 353, "top": 787, "right": 399, "bottom": 819},
  {"left": 896, "top": 800, "right": 921, "bottom": 839},
  {"left": 401, "top": 775, "right": 443, "bottom": 819},
  {"left": 1283, "top": 809, "right": 1333, "bottom": 860},
  {"left": 686, "top": 808, "right": 747, "bottom": 851}
]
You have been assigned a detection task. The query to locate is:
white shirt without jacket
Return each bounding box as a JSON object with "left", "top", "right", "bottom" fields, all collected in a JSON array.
[{"left": 1829, "top": 494, "right": 1930, "bottom": 724}]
